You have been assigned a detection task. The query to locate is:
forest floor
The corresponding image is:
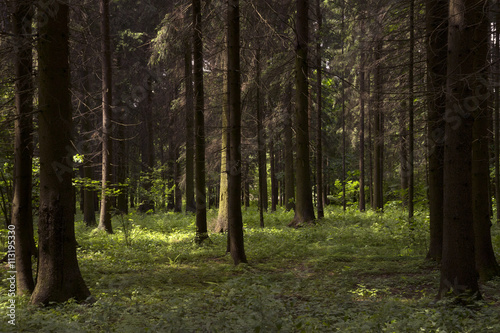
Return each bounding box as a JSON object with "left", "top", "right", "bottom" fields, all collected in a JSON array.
[{"left": 1, "top": 205, "right": 500, "bottom": 332}]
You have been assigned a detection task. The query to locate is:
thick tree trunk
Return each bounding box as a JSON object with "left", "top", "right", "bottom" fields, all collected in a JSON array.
[
  {"left": 98, "top": 0, "right": 113, "bottom": 233},
  {"left": 31, "top": 2, "right": 90, "bottom": 304},
  {"left": 193, "top": 0, "right": 208, "bottom": 244},
  {"left": 290, "top": 0, "right": 315, "bottom": 227},
  {"left": 12, "top": 0, "right": 36, "bottom": 295},
  {"left": 438, "top": 0, "right": 483, "bottom": 300},
  {"left": 471, "top": 4, "right": 499, "bottom": 283},
  {"left": 227, "top": 0, "right": 247, "bottom": 264},
  {"left": 425, "top": 0, "right": 447, "bottom": 262}
]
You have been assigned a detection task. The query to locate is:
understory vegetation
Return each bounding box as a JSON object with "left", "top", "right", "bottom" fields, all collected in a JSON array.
[{"left": 1, "top": 206, "right": 500, "bottom": 332}]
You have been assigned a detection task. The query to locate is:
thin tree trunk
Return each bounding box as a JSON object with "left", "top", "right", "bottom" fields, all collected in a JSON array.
[
  {"left": 193, "top": 0, "right": 208, "bottom": 244},
  {"left": 373, "top": 40, "right": 384, "bottom": 211},
  {"left": 216, "top": 52, "right": 229, "bottom": 232},
  {"left": 184, "top": 23, "right": 196, "bottom": 213},
  {"left": 256, "top": 47, "right": 267, "bottom": 227},
  {"left": 31, "top": 2, "right": 90, "bottom": 304},
  {"left": 316, "top": 0, "right": 324, "bottom": 219},
  {"left": 408, "top": 0, "right": 415, "bottom": 218},
  {"left": 270, "top": 135, "right": 278, "bottom": 212},
  {"left": 98, "top": 0, "right": 113, "bottom": 233},
  {"left": 359, "top": 13, "right": 366, "bottom": 212},
  {"left": 284, "top": 83, "right": 295, "bottom": 211},
  {"left": 12, "top": 0, "right": 35, "bottom": 295},
  {"left": 227, "top": 0, "right": 247, "bottom": 264}
]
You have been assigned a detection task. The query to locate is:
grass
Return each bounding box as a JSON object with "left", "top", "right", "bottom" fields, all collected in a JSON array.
[{"left": 1, "top": 205, "right": 500, "bottom": 332}]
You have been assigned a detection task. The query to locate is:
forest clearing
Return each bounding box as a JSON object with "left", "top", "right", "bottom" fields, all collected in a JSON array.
[
  {"left": 2, "top": 0, "right": 500, "bottom": 331},
  {"left": 1, "top": 206, "right": 499, "bottom": 332}
]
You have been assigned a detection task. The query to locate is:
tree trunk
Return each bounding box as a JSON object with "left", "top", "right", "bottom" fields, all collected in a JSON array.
[
  {"left": 174, "top": 145, "right": 182, "bottom": 213},
  {"left": 30, "top": 2, "right": 90, "bottom": 304},
  {"left": 408, "top": 0, "right": 415, "bottom": 218},
  {"left": 256, "top": 47, "right": 267, "bottom": 227},
  {"left": 495, "top": 2, "right": 500, "bottom": 224},
  {"left": 373, "top": 40, "right": 384, "bottom": 211},
  {"left": 471, "top": 3, "right": 500, "bottom": 283},
  {"left": 425, "top": 0, "right": 447, "bottom": 262},
  {"left": 284, "top": 83, "right": 295, "bottom": 211},
  {"left": 98, "top": 0, "right": 113, "bottom": 233},
  {"left": 270, "top": 135, "right": 278, "bottom": 212},
  {"left": 184, "top": 28, "right": 196, "bottom": 213},
  {"left": 437, "top": 0, "right": 483, "bottom": 300},
  {"left": 215, "top": 53, "right": 229, "bottom": 232},
  {"left": 358, "top": 14, "right": 366, "bottom": 212},
  {"left": 315, "top": 0, "right": 324, "bottom": 219},
  {"left": 227, "top": 0, "right": 247, "bottom": 264},
  {"left": 11, "top": 0, "right": 36, "bottom": 295},
  {"left": 290, "top": 0, "right": 315, "bottom": 227},
  {"left": 193, "top": 0, "right": 208, "bottom": 244}
]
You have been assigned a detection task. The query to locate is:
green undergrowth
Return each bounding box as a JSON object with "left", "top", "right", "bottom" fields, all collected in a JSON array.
[{"left": 1, "top": 205, "right": 500, "bottom": 332}]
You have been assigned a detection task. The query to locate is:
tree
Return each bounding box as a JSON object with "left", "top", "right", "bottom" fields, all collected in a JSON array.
[
  {"left": 438, "top": 0, "right": 483, "bottom": 300},
  {"left": 193, "top": 0, "right": 208, "bottom": 244},
  {"left": 471, "top": 0, "right": 500, "bottom": 283},
  {"left": 256, "top": 47, "right": 267, "bottom": 227},
  {"left": 184, "top": 15, "right": 196, "bottom": 213},
  {"left": 284, "top": 83, "right": 295, "bottom": 211},
  {"left": 425, "top": 0, "right": 447, "bottom": 262},
  {"left": 227, "top": 0, "right": 247, "bottom": 265},
  {"left": 11, "top": 0, "right": 36, "bottom": 295},
  {"left": 315, "top": 0, "right": 324, "bottom": 219},
  {"left": 98, "top": 0, "right": 113, "bottom": 233},
  {"left": 289, "top": 0, "right": 315, "bottom": 227},
  {"left": 30, "top": 2, "right": 90, "bottom": 304}
]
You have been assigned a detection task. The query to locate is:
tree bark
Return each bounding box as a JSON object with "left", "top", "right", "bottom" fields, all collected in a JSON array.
[
  {"left": 425, "top": 0, "right": 447, "bottom": 262},
  {"left": 408, "top": 0, "right": 415, "bottom": 218},
  {"left": 193, "top": 0, "right": 208, "bottom": 244},
  {"left": 227, "top": 0, "right": 247, "bottom": 264},
  {"left": 290, "top": 0, "right": 315, "bottom": 227},
  {"left": 438, "top": 0, "right": 483, "bottom": 300},
  {"left": 471, "top": 2, "right": 500, "bottom": 283},
  {"left": 373, "top": 39, "right": 384, "bottom": 211},
  {"left": 98, "top": 0, "right": 113, "bottom": 233},
  {"left": 11, "top": 0, "right": 36, "bottom": 295},
  {"left": 256, "top": 47, "right": 267, "bottom": 227},
  {"left": 184, "top": 25, "right": 196, "bottom": 213},
  {"left": 31, "top": 2, "right": 90, "bottom": 304},
  {"left": 284, "top": 83, "right": 295, "bottom": 211},
  {"left": 358, "top": 14, "right": 366, "bottom": 212},
  {"left": 315, "top": 0, "right": 324, "bottom": 219}
]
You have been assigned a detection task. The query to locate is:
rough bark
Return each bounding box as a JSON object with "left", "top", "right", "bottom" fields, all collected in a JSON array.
[
  {"left": 11, "top": 0, "right": 36, "bottom": 295},
  {"left": 284, "top": 83, "right": 295, "bottom": 211},
  {"left": 438, "top": 0, "right": 483, "bottom": 300},
  {"left": 373, "top": 40, "right": 384, "bottom": 211},
  {"left": 256, "top": 47, "right": 267, "bottom": 227},
  {"left": 227, "top": 0, "right": 247, "bottom": 264},
  {"left": 184, "top": 32, "right": 196, "bottom": 213},
  {"left": 315, "top": 0, "right": 324, "bottom": 219},
  {"left": 290, "top": 0, "right": 315, "bottom": 227},
  {"left": 471, "top": 2, "right": 499, "bottom": 283},
  {"left": 425, "top": 0, "right": 447, "bottom": 262},
  {"left": 193, "top": 0, "right": 208, "bottom": 244},
  {"left": 30, "top": 2, "right": 90, "bottom": 304}
]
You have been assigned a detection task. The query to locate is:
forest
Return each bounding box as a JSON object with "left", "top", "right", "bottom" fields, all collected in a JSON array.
[{"left": 0, "top": 0, "right": 500, "bottom": 331}]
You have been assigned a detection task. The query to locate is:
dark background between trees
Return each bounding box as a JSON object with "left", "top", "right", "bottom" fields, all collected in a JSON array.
[{"left": 0, "top": 0, "right": 499, "bottom": 305}]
